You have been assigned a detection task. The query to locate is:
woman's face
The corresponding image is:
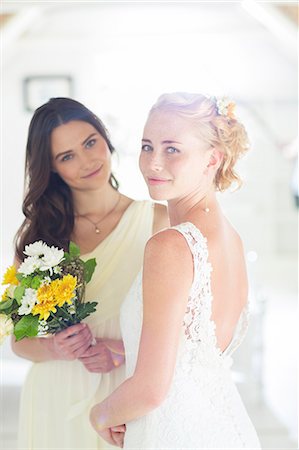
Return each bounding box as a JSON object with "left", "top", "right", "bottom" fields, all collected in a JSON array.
[
  {"left": 139, "top": 111, "right": 213, "bottom": 202},
  {"left": 51, "top": 120, "right": 111, "bottom": 192}
]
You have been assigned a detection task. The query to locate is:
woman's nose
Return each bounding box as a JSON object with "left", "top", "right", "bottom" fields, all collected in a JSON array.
[
  {"left": 149, "top": 153, "right": 163, "bottom": 171},
  {"left": 80, "top": 152, "right": 94, "bottom": 169}
]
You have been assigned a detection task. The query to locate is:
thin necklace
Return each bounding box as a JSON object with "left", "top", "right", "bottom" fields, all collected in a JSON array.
[{"left": 76, "top": 194, "right": 121, "bottom": 234}]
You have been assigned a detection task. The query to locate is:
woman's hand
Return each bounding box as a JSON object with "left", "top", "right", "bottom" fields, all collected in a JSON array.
[
  {"left": 79, "top": 338, "right": 125, "bottom": 373},
  {"left": 52, "top": 323, "right": 93, "bottom": 360},
  {"left": 90, "top": 404, "right": 126, "bottom": 447},
  {"left": 111, "top": 425, "right": 126, "bottom": 448}
]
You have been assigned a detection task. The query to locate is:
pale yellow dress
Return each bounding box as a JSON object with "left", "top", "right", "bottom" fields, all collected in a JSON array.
[{"left": 18, "top": 200, "right": 154, "bottom": 450}]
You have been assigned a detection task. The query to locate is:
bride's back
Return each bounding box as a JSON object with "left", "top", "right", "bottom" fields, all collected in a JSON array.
[{"left": 202, "top": 215, "right": 248, "bottom": 354}]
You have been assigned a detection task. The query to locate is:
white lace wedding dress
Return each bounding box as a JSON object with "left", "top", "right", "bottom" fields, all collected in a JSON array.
[{"left": 120, "top": 222, "right": 261, "bottom": 449}]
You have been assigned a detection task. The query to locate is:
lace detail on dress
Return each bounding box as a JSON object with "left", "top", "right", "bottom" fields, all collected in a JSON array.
[
  {"left": 121, "top": 221, "right": 261, "bottom": 449},
  {"left": 171, "top": 222, "right": 248, "bottom": 370}
]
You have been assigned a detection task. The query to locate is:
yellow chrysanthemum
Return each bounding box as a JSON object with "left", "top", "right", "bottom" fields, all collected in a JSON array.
[
  {"left": 33, "top": 283, "right": 57, "bottom": 321},
  {"left": 1, "top": 288, "right": 9, "bottom": 302},
  {"left": 2, "top": 265, "right": 19, "bottom": 286},
  {"left": 52, "top": 274, "right": 77, "bottom": 307},
  {"left": 32, "top": 275, "right": 77, "bottom": 321}
]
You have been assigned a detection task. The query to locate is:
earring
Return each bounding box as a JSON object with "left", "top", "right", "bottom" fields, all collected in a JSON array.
[{"left": 204, "top": 197, "right": 210, "bottom": 213}]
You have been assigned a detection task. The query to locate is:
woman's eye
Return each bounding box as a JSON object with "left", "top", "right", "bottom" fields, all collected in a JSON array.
[
  {"left": 141, "top": 144, "right": 153, "bottom": 152},
  {"left": 166, "top": 146, "right": 179, "bottom": 154},
  {"left": 61, "top": 154, "right": 73, "bottom": 162},
  {"left": 86, "top": 139, "right": 96, "bottom": 149}
]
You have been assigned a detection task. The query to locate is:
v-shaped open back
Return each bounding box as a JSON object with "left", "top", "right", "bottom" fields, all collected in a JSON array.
[{"left": 171, "top": 221, "right": 249, "bottom": 364}]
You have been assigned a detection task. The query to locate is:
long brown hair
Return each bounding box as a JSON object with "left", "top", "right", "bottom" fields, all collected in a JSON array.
[{"left": 15, "top": 97, "right": 119, "bottom": 261}]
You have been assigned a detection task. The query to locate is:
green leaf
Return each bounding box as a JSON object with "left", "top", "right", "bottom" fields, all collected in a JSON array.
[
  {"left": 16, "top": 273, "right": 24, "bottom": 282},
  {"left": 14, "top": 315, "right": 39, "bottom": 341},
  {"left": 83, "top": 259, "right": 97, "bottom": 283},
  {"left": 75, "top": 301, "right": 98, "bottom": 321},
  {"left": 0, "top": 298, "right": 14, "bottom": 311},
  {"left": 14, "top": 286, "right": 26, "bottom": 304},
  {"left": 69, "top": 241, "right": 80, "bottom": 258},
  {"left": 55, "top": 305, "right": 73, "bottom": 320},
  {"left": 46, "top": 306, "right": 77, "bottom": 333},
  {"left": 21, "top": 276, "right": 32, "bottom": 288},
  {"left": 31, "top": 275, "right": 41, "bottom": 289},
  {"left": 63, "top": 252, "right": 71, "bottom": 263}
]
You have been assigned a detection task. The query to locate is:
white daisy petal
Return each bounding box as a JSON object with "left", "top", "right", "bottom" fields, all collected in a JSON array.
[
  {"left": 18, "top": 288, "right": 38, "bottom": 315},
  {"left": 39, "top": 246, "right": 64, "bottom": 273},
  {"left": 18, "top": 256, "right": 41, "bottom": 276},
  {"left": 24, "top": 241, "right": 49, "bottom": 257}
]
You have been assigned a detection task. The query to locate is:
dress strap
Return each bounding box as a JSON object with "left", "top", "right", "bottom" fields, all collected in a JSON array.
[
  {"left": 170, "top": 222, "right": 214, "bottom": 344},
  {"left": 170, "top": 222, "right": 212, "bottom": 295},
  {"left": 170, "top": 222, "right": 209, "bottom": 265}
]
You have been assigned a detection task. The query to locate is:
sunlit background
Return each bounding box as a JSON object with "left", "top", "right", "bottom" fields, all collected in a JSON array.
[{"left": 1, "top": 1, "right": 298, "bottom": 449}]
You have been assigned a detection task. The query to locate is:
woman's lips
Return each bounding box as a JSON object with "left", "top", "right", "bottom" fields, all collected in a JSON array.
[
  {"left": 147, "top": 177, "right": 170, "bottom": 186},
  {"left": 81, "top": 166, "right": 102, "bottom": 178}
]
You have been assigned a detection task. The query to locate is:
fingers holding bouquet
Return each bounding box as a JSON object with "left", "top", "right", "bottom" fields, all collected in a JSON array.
[{"left": 53, "top": 322, "right": 94, "bottom": 360}]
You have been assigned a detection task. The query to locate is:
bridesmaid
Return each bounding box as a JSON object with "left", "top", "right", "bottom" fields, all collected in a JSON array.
[{"left": 12, "top": 97, "right": 168, "bottom": 449}]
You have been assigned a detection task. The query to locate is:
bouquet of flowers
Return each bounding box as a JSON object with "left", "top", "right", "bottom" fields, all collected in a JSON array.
[{"left": 0, "top": 241, "right": 97, "bottom": 343}]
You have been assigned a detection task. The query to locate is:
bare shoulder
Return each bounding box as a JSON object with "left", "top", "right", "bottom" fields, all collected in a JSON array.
[
  {"left": 145, "top": 228, "right": 193, "bottom": 269},
  {"left": 144, "top": 228, "right": 194, "bottom": 293},
  {"left": 152, "top": 203, "right": 170, "bottom": 233},
  {"left": 209, "top": 218, "right": 245, "bottom": 255},
  {"left": 228, "top": 226, "right": 246, "bottom": 257}
]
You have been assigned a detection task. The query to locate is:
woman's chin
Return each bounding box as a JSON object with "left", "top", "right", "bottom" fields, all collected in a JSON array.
[{"left": 147, "top": 191, "right": 168, "bottom": 201}]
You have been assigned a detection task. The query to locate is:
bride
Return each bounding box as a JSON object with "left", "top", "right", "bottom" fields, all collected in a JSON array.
[{"left": 90, "top": 92, "right": 261, "bottom": 449}]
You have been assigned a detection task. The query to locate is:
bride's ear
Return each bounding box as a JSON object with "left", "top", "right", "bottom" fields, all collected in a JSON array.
[{"left": 207, "top": 148, "right": 223, "bottom": 171}]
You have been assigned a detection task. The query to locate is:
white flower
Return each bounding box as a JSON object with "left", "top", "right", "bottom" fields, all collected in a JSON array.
[
  {"left": 39, "top": 246, "right": 64, "bottom": 274},
  {"left": 41, "top": 276, "right": 52, "bottom": 285},
  {"left": 18, "top": 288, "right": 38, "bottom": 316},
  {"left": 24, "top": 241, "right": 49, "bottom": 257},
  {"left": 18, "top": 256, "right": 41, "bottom": 276},
  {"left": 0, "top": 314, "right": 14, "bottom": 344},
  {"left": 53, "top": 266, "right": 62, "bottom": 275},
  {"left": 68, "top": 304, "right": 76, "bottom": 315},
  {"left": 215, "top": 96, "right": 234, "bottom": 117},
  {"left": 37, "top": 320, "right": 49, "bottom": 336}
]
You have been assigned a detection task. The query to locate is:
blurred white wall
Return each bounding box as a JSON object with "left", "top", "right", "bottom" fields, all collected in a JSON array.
[{"left": 1, "top": 0, "right": 298, "bottom": 444}]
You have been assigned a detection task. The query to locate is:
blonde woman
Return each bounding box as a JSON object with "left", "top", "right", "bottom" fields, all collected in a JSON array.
[{"left": 90, "top": 92, "right": 261, "bottom": 449}]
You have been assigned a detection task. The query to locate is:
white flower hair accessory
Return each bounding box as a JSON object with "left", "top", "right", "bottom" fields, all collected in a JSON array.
[{"left": 209, "top": 96, "right": 236, "bottom": 119}]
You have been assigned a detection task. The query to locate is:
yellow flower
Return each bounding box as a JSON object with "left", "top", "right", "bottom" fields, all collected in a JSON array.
[
  {"left": 2, "top": 265, "right": 19, "bottom": 286},
  {"left": 52, "top": 274, "right": 77, "bottom": 307},
  {"left": 1, "top": 288, "right": 9, "bottom": 302},
  {"left": 33, "top": 283, "right": 57, "bottom": 321},
  {"left": 32, "top": 275, "right": 77, "bottom": 321},
  {"left": 227, "top": 102, "right": 236, "bottom": 119}
]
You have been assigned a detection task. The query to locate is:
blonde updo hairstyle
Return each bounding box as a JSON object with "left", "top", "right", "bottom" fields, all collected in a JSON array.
[{"left": 149, "top": 92, "right": 249, "bottom": 191}]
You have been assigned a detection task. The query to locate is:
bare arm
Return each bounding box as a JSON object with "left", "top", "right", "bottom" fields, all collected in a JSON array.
[
  {"left": 80, "top": 203, "right": 168, "bottom": 375},
  {"left": 90, "top": 229, "right": 193, "bottom": 432}
]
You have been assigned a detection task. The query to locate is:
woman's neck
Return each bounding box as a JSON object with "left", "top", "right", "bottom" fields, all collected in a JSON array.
[
  {"left": 72, "top": 185, "right": 120, "bottom": 217},
  {"left": 167, "top": 190, "right": 220, "bottom": 227}
]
